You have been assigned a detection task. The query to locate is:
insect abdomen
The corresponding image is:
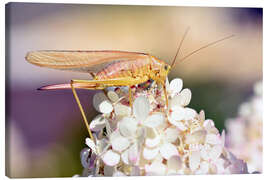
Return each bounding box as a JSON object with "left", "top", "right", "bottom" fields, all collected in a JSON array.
[{"left": 97, "top": 58, "right": 151, "bottom": 79}]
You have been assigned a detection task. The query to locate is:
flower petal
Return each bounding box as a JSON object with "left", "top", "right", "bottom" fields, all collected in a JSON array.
[
  {"left": 209, "top": 145, "right": 222, "bottom": 160},
  {"left": 169, "top": 78, "right": 183, "bottom": 96},
  {"left": 96, "top": 138, "right": 108, "bottom": 154},
  {"left": 179, "top": 88, "right": 192, "bottom": 106},
  {"left": 160, "top": 143, "right": 179, "bottom": 160},
  {"left": 215, "top": 158, "right": 226, "bottom": 174},
  {"left": 145, "top": 136, "right": 160, "bottom": 148},
  {"left": 145, "top": 162, "right": 166, "bottom": 175},
  {"left": 168, "top": 115, "right": 187, "bottom": 131},
  {"left": 133, "top": 96, "right": 150, "bottom": 121},
  {"left": 99, "top": 101, "right": 114, "bottom": 114},
  {"left": 111, "top": 134, "right": 130, "bottom": 152},
  {"left": 196, "top": 161, "right": 209, "bottom": 174},
  {"left": 110, "top": 130, "right": 121, "bottom": 141},
  {"left": 144, "top": 113, "right": 164, "bottom": 128},
  {"left": 198, "top": 110, "right": 205, "bottom": 121},
  {"left": 114, "top": 103, "right": 131, "bottom": 117},
  {"left": 205, "top": 133, "right": 221, "bottom": 145},
  {"left": 80, "top": 148, "right": 96, "bottom": 169},
  {"left": 80, "top": 148, "right": 90, "bottom": 169},
  {"left": 184, "top": 108, "right": 197, "bottom": 120},
  {"left": 136, "top": 127, "right": 146, "bottom": 148},
  {"left": 200, "top": 145, "right": 211, "bottom": 161},
  {"left": 169, "top": 107, "right": 197, "bottom": 122},
  {"left": 119, "top": 117, "right": 138, "bottom": 137},
  {"left": 89, "top": 115, "right": 106, "bottom": 132},
  {"left": 143, "top": 147, "right": 159, "bottom": 160},
  {"left": 167, "top": 155, "right": 182, "bottom": 171},
  {"left": 129, "top": 143, "right": 139, "bottom": 164},
  {"left": 171, "top": 88, "right": 191, "bottom": 107},
  {"left": 93, "top": 92, "right": 113, "bottom": 114},
  {"left": 171, "top": 121, "right": 187, "bottom": 131},
  {"left": 185, "top": 130, "right": 207, "bottom": 144},
  {"left": 164, "top": 127, "right": 179, "bottom": 143},
  {"left": 153, "top": 154, "right": 164, "bottom": 164},
  {"left": 189, "top": 150, "right": 201, "bottom": 171},
  {"left": 121, "top": 149, "right": 129, "bottom": 165},
  {"left": 203, "top": 119, "right": 215, "bottom": 130},
  {"left": 107, "top": 91, "right": 119, "bottom": 102},
  {"left": 102, "top": 150, "right": 120, "bottom": 166},
  {"left": 85, "top": 138, "right": 97, "bottom": 154},
  {"left": 145, "top": 128, "right": 160, "bottom": 148},
  {"left": 170, "top": 106, "right": 187, "bottom": 121}
]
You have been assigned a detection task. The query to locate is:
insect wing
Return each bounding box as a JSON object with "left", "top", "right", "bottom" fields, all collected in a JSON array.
[{"left": 25, "top": 50, "right": 149, "bottom": 73}]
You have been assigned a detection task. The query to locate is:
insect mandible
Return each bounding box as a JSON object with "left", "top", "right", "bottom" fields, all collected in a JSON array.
[{"left": 25, "top": 28, "right": 234, "bottom": 140}]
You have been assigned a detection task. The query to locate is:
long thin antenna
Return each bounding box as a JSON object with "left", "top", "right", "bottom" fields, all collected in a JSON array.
[
  {"left": 171, "top": 27, "right": 190, "bottom": 67},
  {"left": 171, "top": 34, "right": 235, "bottom": 68}
]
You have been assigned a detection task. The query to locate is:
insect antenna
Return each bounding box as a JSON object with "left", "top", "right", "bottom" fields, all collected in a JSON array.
[
  {"left": 171, "top": 34, "right": 235, "bottom": 68},
  {"left": 171, "top": 27, "right": 190, "bottom": 67}
]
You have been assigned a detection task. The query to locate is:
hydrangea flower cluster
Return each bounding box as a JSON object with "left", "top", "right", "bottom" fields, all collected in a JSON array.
[
  {"left": 77, "top": 78, "right": 248, "bottom": 176},
  {"left": 225, "top": 81, "right": 262, "bottom": 173}
]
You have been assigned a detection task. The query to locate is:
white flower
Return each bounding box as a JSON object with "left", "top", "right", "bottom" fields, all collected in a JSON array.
[
  {"left": 168, "top": 78, "right": 183, "bottom": 97},
  {"left": 78, "top": 78, "right": 249, "bottom": 176}
]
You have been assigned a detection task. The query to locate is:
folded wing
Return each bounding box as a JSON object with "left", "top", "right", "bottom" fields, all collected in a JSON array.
[{"left": 25, "top": 50, "right": 149, "bottom": 73}]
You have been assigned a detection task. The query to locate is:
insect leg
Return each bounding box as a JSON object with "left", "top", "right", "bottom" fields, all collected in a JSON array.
[
  {"left": 70, "top": 77, "right": 148, "bottom": 87},
  {"left": 89, "top": 72, "right": 109, "bottom": 96},
  {"left": 128, "top": 86, "right": 133, "bottom": 107},
  {"left": 71, "top": 76, "right": 149, "bottom": 112},
  {"left": 161, "top": 81, "right": 169, "bottom": 108},
  {"left": 163, "top": 84, "right": 169, "bottom": 108},
  {"left": 70, "top": 80, "right": 94, "bottom": 141}
]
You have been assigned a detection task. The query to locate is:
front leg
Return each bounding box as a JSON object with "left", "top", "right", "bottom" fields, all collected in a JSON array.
[{"left": 161, "top": 80, "right": 169, "bottom": 109}]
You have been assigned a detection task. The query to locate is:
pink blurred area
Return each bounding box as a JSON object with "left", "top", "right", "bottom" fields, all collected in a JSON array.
[{"left": 5, "top": 3, "right": 262, "bottom": 177}]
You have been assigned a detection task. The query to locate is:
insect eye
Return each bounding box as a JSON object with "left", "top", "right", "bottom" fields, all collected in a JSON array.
[{"left": 164, "top": 65, "right": 168, "bottom": 70}]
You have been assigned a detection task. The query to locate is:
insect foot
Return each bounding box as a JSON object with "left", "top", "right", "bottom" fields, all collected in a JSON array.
[{"left": 76, "top": 77, "right": 249, "bottom": 176}]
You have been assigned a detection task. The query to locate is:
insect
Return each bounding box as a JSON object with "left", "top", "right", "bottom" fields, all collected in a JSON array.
[{"left": 25, "top": 28, "right": 234, "bottom": 140}]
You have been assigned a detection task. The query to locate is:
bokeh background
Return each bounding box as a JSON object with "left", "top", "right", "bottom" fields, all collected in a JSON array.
[{"left": 5, "top": 3, "right": 262, "bottom": 178}]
